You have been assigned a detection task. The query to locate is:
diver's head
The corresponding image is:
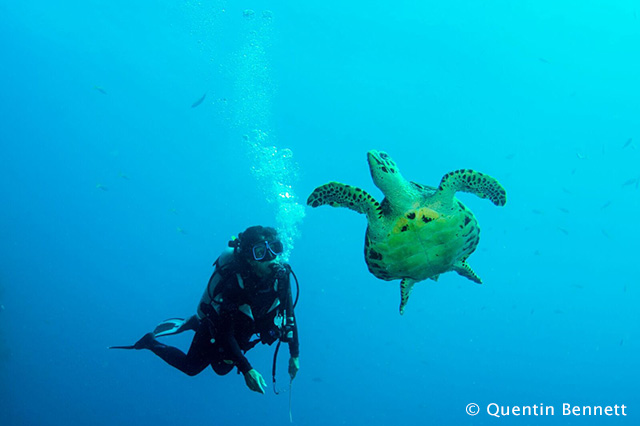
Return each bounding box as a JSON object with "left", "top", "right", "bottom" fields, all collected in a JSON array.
[{"left": 232, "top": 226, "right": 284, "bottom": 275}]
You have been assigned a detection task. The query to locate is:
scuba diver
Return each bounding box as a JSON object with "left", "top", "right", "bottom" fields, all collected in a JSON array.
[{"left": 111, "top": 226, "right": 300, "bottom": 394}]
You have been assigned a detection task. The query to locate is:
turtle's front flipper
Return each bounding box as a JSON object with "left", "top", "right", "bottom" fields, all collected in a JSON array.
[
  {"left": 437, "top": 170, "right": 507, "bottom": 206},
  {"left": 453, "top": 259, "right": 482, "bottom": 284},
  {"left": 307, "top": 182, "right": 382, "bottom": 222},
  {"left": 399, "top": 278, "right": 416, "bottom": 315}
]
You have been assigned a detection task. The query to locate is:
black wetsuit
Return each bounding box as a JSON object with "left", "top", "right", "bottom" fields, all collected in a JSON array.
[{"left": 146, "top": 261, "right": 299, "bottom": 376}]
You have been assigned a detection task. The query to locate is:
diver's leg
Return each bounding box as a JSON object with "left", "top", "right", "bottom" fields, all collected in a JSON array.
[
  {"left": 142, "top": 328, "right": 212, "bottom": 376},
  {"left": 211, "top": 359, "right": 235, "bottom": 375}
]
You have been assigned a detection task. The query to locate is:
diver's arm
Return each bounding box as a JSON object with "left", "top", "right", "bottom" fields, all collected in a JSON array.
[
  {"left": 217, "top": 312, "right": 253, "bottom": 374},
  {"left": 218, "top": 312, "right": 266, "bottom": 393}
]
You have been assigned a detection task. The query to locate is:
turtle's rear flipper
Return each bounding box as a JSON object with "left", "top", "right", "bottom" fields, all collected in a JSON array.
[
  {"left": 399, "top": 278, "right": 416, "bottom": 315},
  {"left": 307, "top": 182, "right": 382, "bottom": 222},
  {"left": 437, "top": 170, "right": 507, "bottom": 207},
  {"left": 453, "top": 260, "right": 483, "bottom": 284}
]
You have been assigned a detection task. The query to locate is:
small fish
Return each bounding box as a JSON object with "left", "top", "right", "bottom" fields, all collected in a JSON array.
[
  {"left": 532, "top": 209, "right": 544, "bottom": 215},
  {"left": 623, "top": 138, "right": 633, "bottom": 148},
  {"left": 571, "top": 284, "right": 584, "bottom": 289},
  {"left": 0, "top": 304, "right": 4, "bottom": 310},
  {"left": 600, "top": 200, "right": 612, "bottom": 210},
  {"left": 561, "top": 187, "right": 572, "bottom": 194},
  {"left": 539, "top": 57, "right": 550, "bottom": 64},
  {"left": 623, "top": 284, "right": 627, "bottom": 292},
  {"left": 571, "top": 168, "right": 577, "bottom": 175},
  {"left": 177, "top": 227, "right": 187, "bottom": 234},
  {"left": 118, "top": 171, "right": 130, "bottom": 180},
  {"left": 557, "top": 227, "right": 569, "bottom": 236},
  {"left": 601, "top": 229, "right": 611, "bottom": 239},
  {"left": 169, "top": 208, "right": 178, "bottom": 215},
  {"left": 505, "top": 153, "right": 516, "bottom": 160},
  {"left": 576, "top": 152, "right": 587, "bottom": 159},
  {"left": 533, "top": 250, "right": 541, "bottom": 256},
  {"left": 94, "top": 86, "right": 107, "bottom": 95},
  {"left": 621, "top": 178, "right": 637, "bottom": 187},
  {"left": 553, "top": 309, "right": 564, "bottom": 314},
  {"left": 191, "top": 93, "right": 207, "bottom": 108},
  {"left": 96, "top": 183, "right": 108, "bottom": 191},
  {"left": 620, "top": 339, "right": 624, "bottom": 346},
  {"left": 530, "top": 309, "right": 535, "bottom": 315},
  {"left": 558, "top": 207, "right": 570, "bottom": 213}
]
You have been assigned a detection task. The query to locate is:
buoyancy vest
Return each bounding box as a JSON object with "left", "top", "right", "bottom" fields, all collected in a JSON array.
[{"left": 197, "top": 248, "right": 295, "bottom": 345}]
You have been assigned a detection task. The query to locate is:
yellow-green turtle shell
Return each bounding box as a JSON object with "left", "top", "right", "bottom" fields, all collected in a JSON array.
[{"left": 365, "top": 198, "right": 479, "bottom": 282}]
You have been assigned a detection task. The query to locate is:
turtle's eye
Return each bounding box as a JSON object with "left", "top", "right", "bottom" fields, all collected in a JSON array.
[{"left": 380, "top": 152, "right": 389, "bottom": 159}]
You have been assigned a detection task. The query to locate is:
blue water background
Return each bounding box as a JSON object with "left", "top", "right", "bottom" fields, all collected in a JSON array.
[{"left": 1, "top": 1, "right": 638, "bottom": 425}]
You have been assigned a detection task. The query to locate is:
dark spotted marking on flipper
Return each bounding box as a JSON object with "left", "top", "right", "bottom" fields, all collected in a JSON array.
[
  {"left": 307, "top": 182, "right": 382, "bottom": 221},
  {"left": 438, "top": 169, "right": 507, "bottom": 206},
  {"left": 399, "top": 278, "right": 416, "bottom": 315},
  {"left": 453, "top": 259, "right": 482, "bottom": 284}
]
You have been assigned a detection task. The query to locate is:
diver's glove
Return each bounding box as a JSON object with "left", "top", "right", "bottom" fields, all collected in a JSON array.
[
  {"left": 288, "top": 357, "right": 300, "bottom": 380},
  {"left": 243, "top": 369, "right": 267, "bottom": 394}
]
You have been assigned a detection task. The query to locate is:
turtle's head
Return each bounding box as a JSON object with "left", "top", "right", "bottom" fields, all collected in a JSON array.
[{"left": 367, "top": 150, "right": 405, "bottom": 195}]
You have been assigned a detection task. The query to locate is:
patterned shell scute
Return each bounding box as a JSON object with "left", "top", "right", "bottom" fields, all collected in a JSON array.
[{"left": 364, "top": 200, "right": 479, "bottom": 282}]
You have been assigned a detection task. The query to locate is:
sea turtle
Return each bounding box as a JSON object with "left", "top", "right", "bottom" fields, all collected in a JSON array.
[{"left": 307, "top": 150, "right": 507, "bottom": 315}]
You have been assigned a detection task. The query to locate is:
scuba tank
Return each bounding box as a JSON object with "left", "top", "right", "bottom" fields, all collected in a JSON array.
[{"left": 197, "top": 247, "right": 236, "bottom": 320}]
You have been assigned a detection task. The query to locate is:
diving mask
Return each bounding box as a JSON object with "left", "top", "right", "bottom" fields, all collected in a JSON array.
[{"left": 252, "top": 240, "right": 284, "bottom": 261}]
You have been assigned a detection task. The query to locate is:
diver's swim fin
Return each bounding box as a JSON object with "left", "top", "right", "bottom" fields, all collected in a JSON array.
[
  {"left": 153, "top": 315, "right": 199, "bottom": 337},
  {"left": 109, "top": 344, "right": 136, "bottom": 350},
  {"left": 109, "top": 333, "right": 156, "bottom": 350},
  {"left": 109, "top": 316, "right": 199, "bottom": 350}
]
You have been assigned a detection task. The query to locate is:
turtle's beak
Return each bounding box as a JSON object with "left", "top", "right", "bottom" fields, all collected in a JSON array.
[{"left": 367, "top": 150, "right": 382, "bottom": 165}]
